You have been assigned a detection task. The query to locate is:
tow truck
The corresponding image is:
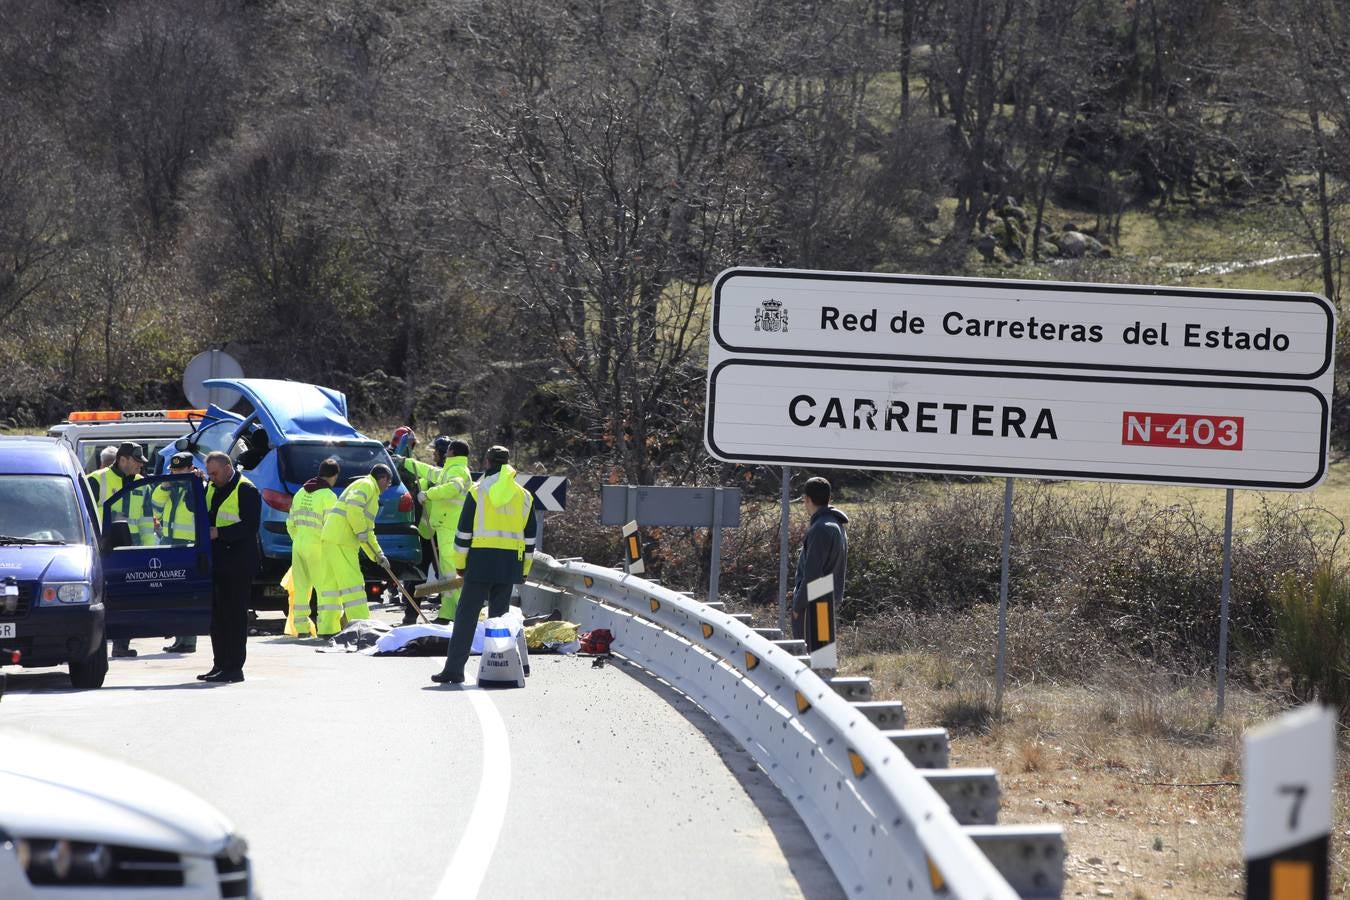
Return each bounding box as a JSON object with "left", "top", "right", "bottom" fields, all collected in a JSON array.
[{"left": 47, "top": 410, "right": 204, "bottom": 474}]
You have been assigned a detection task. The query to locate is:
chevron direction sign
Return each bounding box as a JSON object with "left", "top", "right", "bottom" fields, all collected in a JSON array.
[{"left": 518, "top": 474, "right": 567, "bottom": 512}]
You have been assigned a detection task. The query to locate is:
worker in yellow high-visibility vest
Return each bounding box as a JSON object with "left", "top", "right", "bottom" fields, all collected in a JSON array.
[
  {"left": 88, "top": 442, "right": 147, "bottom": 658},
  {"left": 287, "top": 457, "right": 340, "bottom": 637},
  {"left": 395, "top": 436, "right": 472, "bottom": 623},
  {"left": 317, "top": 464, "right": 393, "bottom": 633},
  {"left": 156, "top": 452, "right": 204, "bottom": 654}
]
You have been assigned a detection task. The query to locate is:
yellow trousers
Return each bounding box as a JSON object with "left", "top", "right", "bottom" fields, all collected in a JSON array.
[
  {"left": 287, "top": 546, "right": 320, "bottom": 637},
  {"left": 318, "top": 537, "right": 369, "bottom": 636},
  {"left": 432, "top": 526, "right": 460, "bottom": 621}
]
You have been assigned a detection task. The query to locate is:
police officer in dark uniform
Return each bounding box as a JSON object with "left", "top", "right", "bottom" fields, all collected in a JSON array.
[{"left": 198, "top": 451, "right": 261, "bottom": 684}]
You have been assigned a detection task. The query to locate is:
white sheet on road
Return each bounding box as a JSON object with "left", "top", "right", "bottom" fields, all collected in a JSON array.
[{"left": 371, "top": 608, "right": 525, "bottom": 655}]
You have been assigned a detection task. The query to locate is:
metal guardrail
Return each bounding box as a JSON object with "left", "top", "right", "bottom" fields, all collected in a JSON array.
[{"left": 523, "top": 553, "right": 1064, "bottom": 899}]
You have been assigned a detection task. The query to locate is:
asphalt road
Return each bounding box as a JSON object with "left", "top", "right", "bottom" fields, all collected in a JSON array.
[{"left": 4, "top": 606, "right": 843, "bottom": 900}]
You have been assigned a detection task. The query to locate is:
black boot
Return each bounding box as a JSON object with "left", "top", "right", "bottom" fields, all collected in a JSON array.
[{"left": 430, "top": 670, "right": 464, "bottom": 684}]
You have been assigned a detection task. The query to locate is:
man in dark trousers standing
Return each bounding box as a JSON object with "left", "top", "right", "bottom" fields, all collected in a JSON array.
[
  {"left": 198, "top": 451, "right": 261, "bottom": 684},
  {"left": 432, "top": 445, "right": 536, "bottom": 685},
  {"left": 790, "top": 477, "right": 849, "bottom": 652}
]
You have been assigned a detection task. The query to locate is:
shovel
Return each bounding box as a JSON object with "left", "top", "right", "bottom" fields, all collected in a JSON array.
[{"left": 376, "top": 558, "right": 429, "bottom": 625}]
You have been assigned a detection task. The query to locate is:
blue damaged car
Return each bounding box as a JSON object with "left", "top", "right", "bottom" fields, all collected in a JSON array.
[
  {"left": 0, "top": 437, "right": 213, "bottom": 690},
  {"left": 160, "top": 378, "right": 422, "bottom": 611}
]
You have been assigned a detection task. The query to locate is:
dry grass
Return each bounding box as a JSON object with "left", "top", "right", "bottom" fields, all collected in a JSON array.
[{"left": 841, "top": 628, "right": 1350, "bottom": 898}]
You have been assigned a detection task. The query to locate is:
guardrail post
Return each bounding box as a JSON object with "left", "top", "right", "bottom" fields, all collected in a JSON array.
[{"left": 709, "top": 487, "right": 724, "bottom": 606}]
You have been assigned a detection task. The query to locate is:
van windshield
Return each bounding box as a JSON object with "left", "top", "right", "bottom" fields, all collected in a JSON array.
[
  {"left": 278, "top": 443, "right": 395, "bottom": 491},
  {"left": 0, "top": 476, "right": 84, "bottom": 545}
]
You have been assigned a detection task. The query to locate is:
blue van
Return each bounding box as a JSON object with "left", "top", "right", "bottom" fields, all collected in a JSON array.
[
  {"left": 160, "top": 378, "right": 421, "bottom": 610},
  {"left": 0, "top": 438, "right": 212, "bottom": 689}
]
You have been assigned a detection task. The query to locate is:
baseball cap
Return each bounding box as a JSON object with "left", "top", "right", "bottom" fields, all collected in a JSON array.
[
  {"left": 116, "top": 442, "right": 147, "bottom": 462},
  {"left": 169, "top": 452, "right": 194, "bottom": 470}
]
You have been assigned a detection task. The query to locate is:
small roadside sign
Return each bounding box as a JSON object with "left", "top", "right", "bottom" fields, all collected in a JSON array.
[
  {"left": 599, "top": 485, "right": 741, "bottom": 527},
  {"left": 1243, "top": 705, "right": 1335, "bottom": 900}
]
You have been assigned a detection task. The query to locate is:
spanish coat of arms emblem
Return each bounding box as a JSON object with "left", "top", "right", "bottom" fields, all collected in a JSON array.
[{"left": 754, "top": 298, "right": 789, "bottom": 332}]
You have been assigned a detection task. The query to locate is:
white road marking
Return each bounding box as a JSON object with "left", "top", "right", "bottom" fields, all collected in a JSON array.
[{"left": 433, "top": 688, "right": 511, "bottom": 900}]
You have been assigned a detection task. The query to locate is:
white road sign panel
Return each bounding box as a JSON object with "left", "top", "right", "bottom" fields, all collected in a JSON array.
[
  {"left": 1243, "top": 705, "right": 1335, "bottom": 859},
  {"left": 714, "top": 268, "right": 1335, "bottom": 381},
  {"left": 706, "top": 360, "right": 1328, "bottom": 488}
]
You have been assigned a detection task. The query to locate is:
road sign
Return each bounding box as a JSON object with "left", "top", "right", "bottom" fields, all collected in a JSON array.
[
  {"left": 714, "top": 267, "right": 1335, "bottom": 380},
  {"left": 601, "top": 484, "right": 740, "bottom": 606},
  {"left": 1244, "top": 705, "right": 1335, "bottom": 900},
  {"left": 600, "top": 485, "right": 741, "bottom": 527},
  {"left": 182, "top": 350, "right": 244, "bottom": 410},
  {"left": 707, "top": 359, "right": 1327, "bottom": 489},
  {"left": 706, "top": 267, "right": 1334, "bottom": 489},
  {"left": 471, "top": 473, "right": 567, "bottom": 512},
  {"left": 520, "top": 474, "right": 567, "bottom": 512}
]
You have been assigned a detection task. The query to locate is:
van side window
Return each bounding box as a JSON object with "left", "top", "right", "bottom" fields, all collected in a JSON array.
[{"left": 106, "top": 482, "right": 198, "bottom": 551}]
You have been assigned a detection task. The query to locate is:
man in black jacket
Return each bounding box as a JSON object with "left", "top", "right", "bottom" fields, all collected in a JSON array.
[
  {"left": 198, "top": 451, "right": 261, "bottom": 684},
  {"left": 790, "top": 477, "right": 849, "bottom": 651},
  {"left": 431, "top": 445, "right": 537, "bottom": 685}
]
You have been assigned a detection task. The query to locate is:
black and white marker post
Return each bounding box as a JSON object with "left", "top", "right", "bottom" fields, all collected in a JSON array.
[
  {"left": 622, "top": 520, "right": 645, "bottom": 576},
  {"left": 805, "top": 572, "right": 837, "bottom": 671},
  {"left": 1243, "top": 705, "right": 1335, "bottom": 900}
]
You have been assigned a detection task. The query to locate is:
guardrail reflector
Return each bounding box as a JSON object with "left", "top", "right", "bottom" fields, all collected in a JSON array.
[
  {"left": 794, "top": 691, "right": 811, "bottom": 714},
  {"left": 583, "top": 576, "right": 594, "bottom": 588},
  {"left": 744, "top": 651, "right": 759, "bottom": 671},
  {"left": 848, "top": 749, "right": 867, "bottom": 778},
  {"left": 649, "top": 598, "right": 660, "bottom": 613},
  {"left": 1272, "top": 860, "right": 1313, "bottom": 900},
  {"left": 701, "top": 623, "right": 714, "bottom": 639},
  {"left": 928, "top": 857, "right": 946, "bottom": 892}
]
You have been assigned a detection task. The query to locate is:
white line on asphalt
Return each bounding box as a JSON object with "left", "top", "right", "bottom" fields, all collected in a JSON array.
[{"left": 432, "top": 688, "right": 511, "bottom": 900}]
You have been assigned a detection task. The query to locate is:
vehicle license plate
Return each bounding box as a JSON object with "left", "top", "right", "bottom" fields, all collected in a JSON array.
[{"left": 0, "top": 623, "right": 16, "bottom": 639}]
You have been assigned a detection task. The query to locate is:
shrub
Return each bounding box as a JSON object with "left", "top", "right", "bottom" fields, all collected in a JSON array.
[
  {"left": 544, "top": 474, "right": 1330, "bottom": 676},
  {"left": 1271, "top": 565, "right": 1350, "bottom": 712}
]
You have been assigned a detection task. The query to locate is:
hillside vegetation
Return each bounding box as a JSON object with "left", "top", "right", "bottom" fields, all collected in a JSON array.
[{"left": 2, "top": 0, "right": 1349, "bottom": 480}]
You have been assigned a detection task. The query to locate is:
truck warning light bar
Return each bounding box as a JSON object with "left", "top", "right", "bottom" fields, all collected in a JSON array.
[{"left": 66, "top": 409, "right": 206, "bottom": 422}]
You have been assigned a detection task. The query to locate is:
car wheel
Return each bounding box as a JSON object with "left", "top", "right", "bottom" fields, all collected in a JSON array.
[{"left": 69, "top": 639, "right": 109, "bottom": 689}]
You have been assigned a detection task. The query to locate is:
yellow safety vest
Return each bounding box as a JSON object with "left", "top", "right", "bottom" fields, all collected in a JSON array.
[
  {"left": 90, "top": 467, "right": 150, "bottom": 539},
  {"left": 206, "top": 475, "right": 257, "bottom": 529},
  {"left": 288, "top": 485, "right": 336, "bottom": 551},
  {"left": 402, "top": 456, "right": 471, "bottom": 537},
  {"left": 323, "top": 475, "right": 382, "bottom": 558},
  {"left": 455, "top": 467, "right": 533, "bottom": 564},
  {"left": 150, "top": 482, "right": 196, "bottom": 543}
]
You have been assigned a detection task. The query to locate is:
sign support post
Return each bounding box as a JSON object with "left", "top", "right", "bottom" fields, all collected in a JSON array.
[
  {"left": 709, "top": 488, "right": 725, "bottom": 607},
  {"left": 995, "top": 478, "right": 1014, "bottom": 713},
  {"left": 779, "top": 467, "right": 791, "bottom": 632},
  {"left": 1218, "top": 488, "right": 1235, "bottom": 717}
]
